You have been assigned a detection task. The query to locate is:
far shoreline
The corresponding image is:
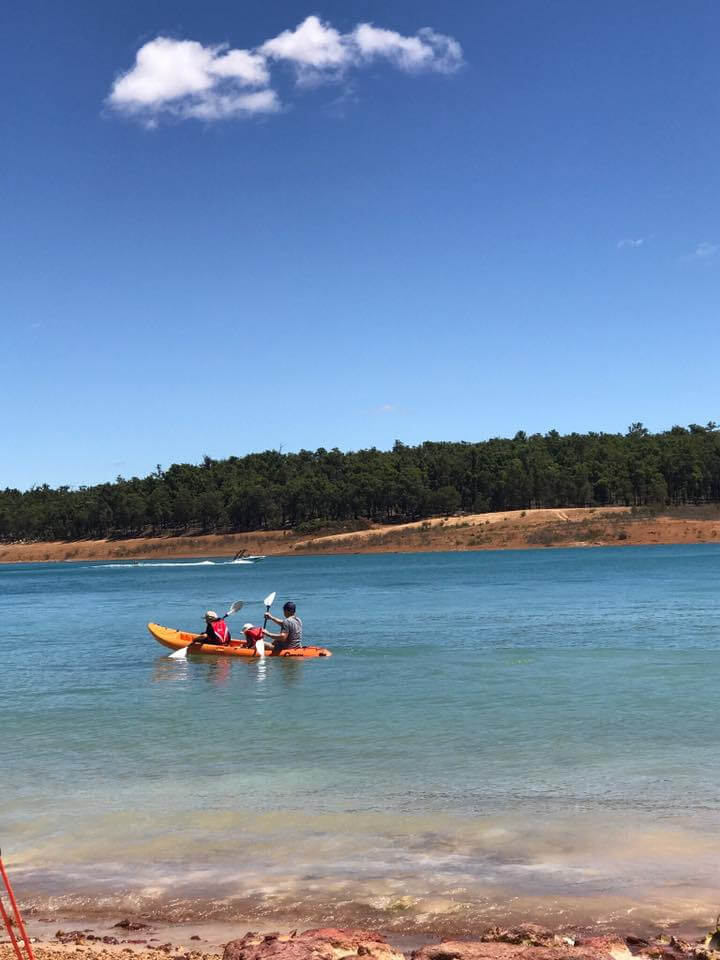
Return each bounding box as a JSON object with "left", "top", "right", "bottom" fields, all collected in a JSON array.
[{"left": 2, "top": 506, "right": 720, "bottom": 565}]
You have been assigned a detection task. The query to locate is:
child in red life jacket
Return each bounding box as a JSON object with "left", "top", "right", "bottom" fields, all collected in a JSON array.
[
  {"left": 201, "top": 610, "right": 231, "bottom": 645},
  {"left": 241, "top": 623, "right": 265, "bottom": 648}
]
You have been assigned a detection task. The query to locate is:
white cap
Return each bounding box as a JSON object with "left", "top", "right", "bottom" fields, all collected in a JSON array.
[
  {"left": 242, "top": 623, "right": 253, "bottom": 631},
  {"left": 205, "top": 610, "right": 218, "bottom": 620}
]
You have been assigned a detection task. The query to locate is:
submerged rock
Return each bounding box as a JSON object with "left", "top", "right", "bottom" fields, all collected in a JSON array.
[
  {"left": 479, "top": 927, "right": 562, "bottom": 947},
  {"left": 54, "top": 930, "right": 88, "bottom": 944}
]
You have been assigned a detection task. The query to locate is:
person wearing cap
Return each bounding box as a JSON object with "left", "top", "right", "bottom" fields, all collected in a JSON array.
[
  {"left": 196, "top": 610, "right": 231, "bottom": 646},
  {"left": 263, "top": 601, "right": 303, "bottom": 652}
]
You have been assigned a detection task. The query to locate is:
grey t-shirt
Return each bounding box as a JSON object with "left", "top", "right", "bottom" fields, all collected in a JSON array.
[{"left": 280, "top": 615, "right": 303, "bottom": 648}]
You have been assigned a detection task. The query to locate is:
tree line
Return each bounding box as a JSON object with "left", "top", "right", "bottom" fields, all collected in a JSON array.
[{"left": 3, "top": 422, "right": 720, "bottom": 542}]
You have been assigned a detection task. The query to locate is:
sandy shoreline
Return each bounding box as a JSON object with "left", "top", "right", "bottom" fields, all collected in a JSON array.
[
  {"left": 13, "top": 919, "right": 436, "bottom": 956},
  {"left": 10, "top": 881, "right": 717, "bottom": 946},
  {"left": 2, "top": 507, "right": 720, "bottom": 564}
]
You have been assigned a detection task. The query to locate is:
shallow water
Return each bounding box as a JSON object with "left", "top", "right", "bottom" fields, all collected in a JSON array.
[{"left": 3, "top": 546, "right": 720, "bottom": 935}]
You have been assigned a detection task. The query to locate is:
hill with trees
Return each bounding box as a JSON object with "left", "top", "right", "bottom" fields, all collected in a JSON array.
[{"left": 2, "top": 422, "right": 720, "bottom": 543}]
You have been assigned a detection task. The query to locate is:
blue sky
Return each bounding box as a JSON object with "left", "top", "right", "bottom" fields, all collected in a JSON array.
[{"left": 4, "top": 1, "right": 720, "bottom": 490}]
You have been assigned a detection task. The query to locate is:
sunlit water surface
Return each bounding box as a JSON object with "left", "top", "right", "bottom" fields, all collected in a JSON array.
[{"left": 3, "top": 546, "right": 720, "bottom": 936}]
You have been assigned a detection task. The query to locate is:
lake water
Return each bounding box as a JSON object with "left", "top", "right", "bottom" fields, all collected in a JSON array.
[{"left": 3, "top": 545, "right": 720, "bottom": 937}]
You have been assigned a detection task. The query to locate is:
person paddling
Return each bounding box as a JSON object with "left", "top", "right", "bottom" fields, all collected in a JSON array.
[
  {"left": 195, "top": 610, "right": 232, "bottom": 647},
  {"left": 263, "top": 601, "right": 302, "bottom": 652}
]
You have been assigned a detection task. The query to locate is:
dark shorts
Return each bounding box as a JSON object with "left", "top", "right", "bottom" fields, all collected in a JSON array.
[{"left": 272, "top": 640, "right": 299, "bottom": 653}]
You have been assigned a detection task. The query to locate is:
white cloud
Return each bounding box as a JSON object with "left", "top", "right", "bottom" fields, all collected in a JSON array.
[
  {"left": 108, "top": 37, "right": 276, "bottom": 120},
  {"left": 110, "top": 39, "right": 215, "bottom": 105},
  {"left": 181, "top": 89, "right": 280, "bottom": 120},
  {"left": 692, "top": 241, "right": 718, "bottom": 259},
  {"left": 353, "top": 24, "right": 463, "bottom": 74},
  {"left": 108, "top": 16, "right": 463, "bottom": 123},
  {"left": 260, "top": 15, "right": 347, "bottom": 71},
  {"left": 617, "top": 237, "right": 645, "bottom": 249},
  {"left": 680, "top": 241, "right": 719, "bottom": 262},
  {"left": 261, "top": 16, "right": 464, "bottom": 84},
  {"left": 210, "top": 48, "right": 268, "bottom": 85}
]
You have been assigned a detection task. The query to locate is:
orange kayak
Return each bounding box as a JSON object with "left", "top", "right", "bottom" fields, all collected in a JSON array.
[{"left": 148, "top": 623, "right": 332, "bottom": 658}]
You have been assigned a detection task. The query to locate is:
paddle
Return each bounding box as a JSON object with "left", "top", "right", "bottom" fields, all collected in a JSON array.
[
  {"left": 169, "top": 600, "right": 245, "bottom": 659},
  {"left": 255, "top": 591, "right": 276, "bottom": 657}
]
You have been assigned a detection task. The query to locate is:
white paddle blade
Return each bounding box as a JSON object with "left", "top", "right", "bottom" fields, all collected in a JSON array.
[
  {"left": 226, "top": 600, "right": 244, "bottom": 616},
  {"left": 255, "top": 639, "right": 265, "bottom": 658},
  {"left": 169, "top": 645, "right": 189, "bottom": 660},
  {"left": 264, "top": 591, "right": 276, "bottom": 608}
]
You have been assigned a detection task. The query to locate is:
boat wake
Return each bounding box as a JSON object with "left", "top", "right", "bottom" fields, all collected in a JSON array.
[{"left": 92, "top": 560, "right": 237, "bottom": 569}]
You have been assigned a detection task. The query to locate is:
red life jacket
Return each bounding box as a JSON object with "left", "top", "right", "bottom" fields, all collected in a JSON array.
[
  {"left": 209, "top": 619, "right": 230, "bottom": 645},
  {"left": 244, "top": 626, "right": 264, "bottom": 648}
]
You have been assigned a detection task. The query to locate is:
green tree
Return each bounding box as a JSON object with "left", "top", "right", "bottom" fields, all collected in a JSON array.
[{"left": 149, "top": 486, "right": 172, "bottom": 532}]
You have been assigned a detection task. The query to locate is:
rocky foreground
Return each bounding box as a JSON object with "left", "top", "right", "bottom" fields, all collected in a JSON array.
[
  {"left": 222, "top": 926, "right": 720, "bottom": 960},
  {"left": 5, "top": 924, "right": 720, "bottom": 960}
]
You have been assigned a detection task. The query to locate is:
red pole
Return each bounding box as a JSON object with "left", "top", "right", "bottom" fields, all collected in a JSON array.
[
  {"left": 0, "top": 897, "right": 24, "bottom": 960},
  {"left": 0, "top": 853, "right": 36, "bottom": 960}
]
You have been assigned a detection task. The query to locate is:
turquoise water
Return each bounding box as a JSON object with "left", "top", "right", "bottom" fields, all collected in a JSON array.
[{"left": 3, "top": 546, "right": 720, "bottom": 935}]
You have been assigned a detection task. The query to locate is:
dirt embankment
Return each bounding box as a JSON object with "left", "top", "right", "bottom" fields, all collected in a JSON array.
[
  {"left": 2, "top": 507, "right": 720, "bottom": 564},
  {"left": 0, "top": 529, "right": 296, "bottom": 564},
  {"left": 294, "top": 505, "right": 720, "bottom": 554}
]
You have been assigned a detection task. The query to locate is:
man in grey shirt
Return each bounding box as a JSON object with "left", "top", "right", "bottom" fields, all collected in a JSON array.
[{"left": 263, "top": 600, "right": 303, "bottom": 652}]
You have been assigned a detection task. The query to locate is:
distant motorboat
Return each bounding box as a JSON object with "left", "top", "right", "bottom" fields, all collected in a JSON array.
[{"left": 232, "top": 550, "right": 267, "bottom": 564}]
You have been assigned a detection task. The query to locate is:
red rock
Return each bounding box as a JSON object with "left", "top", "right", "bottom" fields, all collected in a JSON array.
[
  {"left": 579, "top": 935, "right": 697, "bottom": 960},
  {"left": 223, "top": 928, "right": 404, "bottom": 960},
  {"left": 413, "top": 943, "right": 529, "bottom": 960},
  {"left": 577, "top": 939, "right": 633, "bottom": 960},
  {"left": 411, "top": 941, "right": 618, "bottom": 960}
]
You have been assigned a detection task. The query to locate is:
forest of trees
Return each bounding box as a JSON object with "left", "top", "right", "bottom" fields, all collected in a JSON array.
[{"left": 3, "top": 422, "right": 720, "bottom": 543}]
